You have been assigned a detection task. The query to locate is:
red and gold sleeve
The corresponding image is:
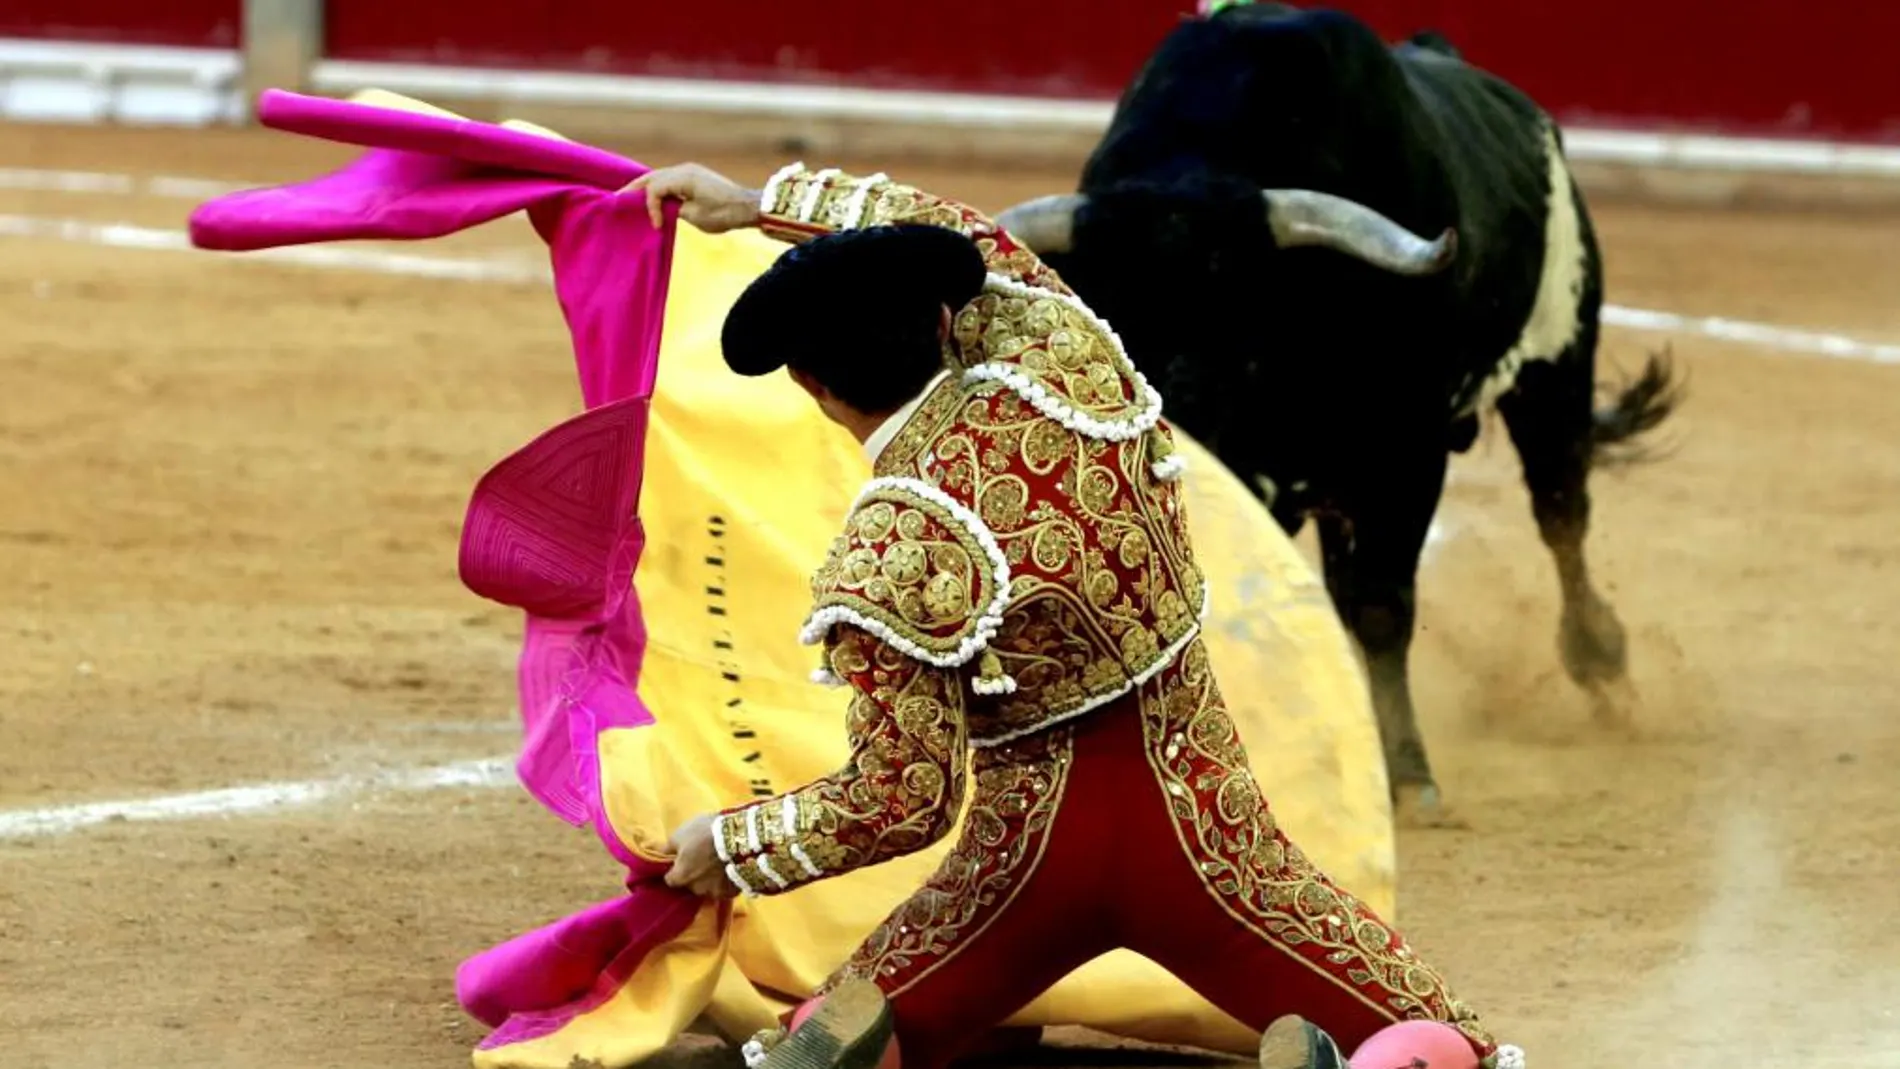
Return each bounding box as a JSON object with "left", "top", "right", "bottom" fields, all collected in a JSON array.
[
  {"left": 752, "top": 162, "right": 1072, "bottom": 292},
  {"left": 713, "top": 625, "right": 968, "bottom": 896},
  {"left": 711, "top": 475, "right": 1011, "bottom": 897}
]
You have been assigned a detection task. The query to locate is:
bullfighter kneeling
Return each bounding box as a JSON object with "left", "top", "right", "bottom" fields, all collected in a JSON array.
[{"left": 626, "top": 161, "right": 1523, "bottom": 1069}]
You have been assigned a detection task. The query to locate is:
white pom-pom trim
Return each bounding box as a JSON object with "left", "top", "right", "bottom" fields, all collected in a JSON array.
[
  {"left": 840, "top": 173, "right": 889, "bottom": 229},
  {"left": 725, "top": 862, "right": 757, "bottom": 898},
  {"left": 961, "top": 273, "right": 1166, "bottom": 442},
  {"left": 711, "top": 814, "right": 733, "bottom": 863},
  {"left": 810, "top": 667, "right": 846, "bottom": 687},
  {"left": 1494, "top": 1046, "right": 1525, "bottom": 1069},
  {"left": 972, "top": 674, "right": 1019, "bottom": 696},
  {"left": 741, "top": 1039, "right": 771, "bottom": 1069},
  {"left": 1152, "top": 455, "right": 1188, "bottom": 481},
  {"left": 756, "top": 854, "right": 790, "bottom": 890},
  {"left": 798, "top": 477, "right": 1012, "bottom": 669},
  {"left": 760, "top": 161, "right": 804, "bottom": 215},
  {"left": 797, "top": 168, "right": 843, "bottom": 222}
]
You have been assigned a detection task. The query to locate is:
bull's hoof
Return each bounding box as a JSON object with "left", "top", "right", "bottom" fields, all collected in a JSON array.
[
  {"left": 1393, "top": 782, "right": 1469, "bottom": 830},
  {"left": 1560, "top": 595, "right": 1628, "bottom": 687},
  {"left": 1584, "top": 674, "right": 1641, "bottom": 733}
]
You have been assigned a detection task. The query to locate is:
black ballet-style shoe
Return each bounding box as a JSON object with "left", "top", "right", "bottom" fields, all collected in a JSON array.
[{"left": 1259, "top": 1015, "right": 1348, "bottom": 1069}]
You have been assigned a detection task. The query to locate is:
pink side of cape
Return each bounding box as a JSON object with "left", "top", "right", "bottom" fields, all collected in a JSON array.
[{"left": 189, "top": 90, "right": 709, "bottom": 1046}]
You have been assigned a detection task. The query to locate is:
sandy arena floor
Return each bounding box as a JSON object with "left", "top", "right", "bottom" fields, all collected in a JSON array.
[{"left": 2, "top": 123, "right": 1898, "bottom": 1069}]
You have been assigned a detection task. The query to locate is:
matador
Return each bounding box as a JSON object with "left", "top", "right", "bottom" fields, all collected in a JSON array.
[{"left": 626, "top": 161, "right": 1526, "bottom": 1069}]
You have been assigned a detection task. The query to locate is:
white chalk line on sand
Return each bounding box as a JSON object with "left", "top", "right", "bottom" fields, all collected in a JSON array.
[
  {"left": 0, "top": 756, "right": 514, "bottom": 840},
  {"left": 0, "top": 213, "right": 551, "bottom": 284},
  {"left": 0, "top": 166, "right": 243, "bottom": 200},
  {"left": 1602, "top": 305, "right": 1900, "bottom": 366}
]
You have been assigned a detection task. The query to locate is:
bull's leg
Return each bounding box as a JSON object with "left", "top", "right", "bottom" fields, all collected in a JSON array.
[
  {"left": 1495, "top": 356, "right": 1634, "bottom": 725},
  {"left": 1316, "top": 459, "right": 1461, "bottom": 829}
]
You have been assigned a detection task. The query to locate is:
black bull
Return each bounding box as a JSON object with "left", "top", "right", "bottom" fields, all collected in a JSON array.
[{"left": 996, "top": 4, "right": 1682, "bottom": 825}]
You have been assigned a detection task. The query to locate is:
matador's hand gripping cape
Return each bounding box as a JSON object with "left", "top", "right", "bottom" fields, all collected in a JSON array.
[{"left": 187, "top": 90, "right": 1396, "bottom": 1069}]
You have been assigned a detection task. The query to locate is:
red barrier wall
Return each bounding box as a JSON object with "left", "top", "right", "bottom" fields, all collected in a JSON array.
[
  {"left": 0, "top": 0, "right": 239, "bottom": 49},
  {"left": 12, "top": 1, "right": 1897, "bottom": 144},
  {"left": 321, "top": 0, "right": 1900, "bottom": 144},
  {"left": 1344, "top": 1, "right": 1899, "bottom": 142},
  {"left": 321, "top": 1, "right": 1182, "bottom": 100}
]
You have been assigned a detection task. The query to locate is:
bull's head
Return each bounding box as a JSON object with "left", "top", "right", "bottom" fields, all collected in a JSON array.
[
  {"left": 996, "top": 187, "right": 1456, "bottom": 276},
  {"left": 992, "top": 180, "right": 1457, "bottom": 525}
]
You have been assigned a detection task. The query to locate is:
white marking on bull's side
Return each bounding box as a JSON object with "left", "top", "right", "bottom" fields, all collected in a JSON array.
[
  {"left": 1420, "top": 517, "right": 1455, "bottom": 564},
  {"left": 1466, "top": 124, "right": 1588, "bottom": 414},
  {"left": 0, "top": 757, "right": 514, "bottom": 839}
]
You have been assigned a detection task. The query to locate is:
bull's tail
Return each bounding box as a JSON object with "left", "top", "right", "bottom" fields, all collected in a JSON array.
[{"left": 1591, "top": 346, "right": 1685, "bottom": 467}]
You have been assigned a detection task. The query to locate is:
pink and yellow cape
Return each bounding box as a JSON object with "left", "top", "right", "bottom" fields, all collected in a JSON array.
[{"left": 189, "top": 90, "right": 1396, "bottom": 1069}]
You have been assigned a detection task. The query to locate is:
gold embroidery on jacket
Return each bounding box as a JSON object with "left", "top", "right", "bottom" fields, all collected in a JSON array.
[
  {"left": 806, "top": 481, "right": 1004, "bottom": 666},
  {"left": 883, "top": 381, "right": 1206, "bottom": 746},
  {"left": 764, "top": 164, "right": 1209, "bottom": 761},
  {"left": 719, "top": 628, "right": 967, "bottom": 893}
]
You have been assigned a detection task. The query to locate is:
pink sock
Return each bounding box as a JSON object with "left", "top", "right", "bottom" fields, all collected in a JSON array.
[{"left": 1348, "top": 1021, "right": 1481, "bottom": 1069}]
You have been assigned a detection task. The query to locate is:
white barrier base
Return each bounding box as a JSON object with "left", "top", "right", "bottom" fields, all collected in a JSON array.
[
  {"left": 0, "top": 38, "right": 242, "bottom": 125},
  {"left": 5, "top": 37, "right": 1900, "bottom": 180}
]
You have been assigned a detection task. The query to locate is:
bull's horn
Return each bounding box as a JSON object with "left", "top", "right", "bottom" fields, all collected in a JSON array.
[
  {"left": 1262, "top": 189, "right": 1457, "bottom": 276},
  {"left": 996, "top": 193, "right": 1087, "bottom": 254}
]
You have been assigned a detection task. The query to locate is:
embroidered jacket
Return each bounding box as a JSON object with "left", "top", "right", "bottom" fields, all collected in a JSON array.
[{"left": 715, "top": 166, "right": 1208, "bottom": 897}]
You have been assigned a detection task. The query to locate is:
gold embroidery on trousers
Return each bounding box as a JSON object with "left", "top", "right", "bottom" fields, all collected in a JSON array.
[
  {"left": 828, "top": 728, "right": 1075, "bottom": 996},
  {"left": 1138, "top": 640, "right": 1498, "bottom": 1055}
]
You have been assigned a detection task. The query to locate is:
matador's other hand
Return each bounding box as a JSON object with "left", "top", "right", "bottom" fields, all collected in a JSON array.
[
  {"left": 664, "top": 812, "right": 741, "bottom": 899},
  {"left": 621, "top": 163, "right": 762, "bottom": 233}
]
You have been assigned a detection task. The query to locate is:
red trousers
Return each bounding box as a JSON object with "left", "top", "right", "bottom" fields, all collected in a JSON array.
[{"left": 828, "top": 641, "right": 1498, "bottom": 1069}]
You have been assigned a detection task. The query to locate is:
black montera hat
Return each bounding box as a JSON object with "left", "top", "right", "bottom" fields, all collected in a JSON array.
[{"left": 721, "top": 224, "right": 988, "bottom": 378}]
